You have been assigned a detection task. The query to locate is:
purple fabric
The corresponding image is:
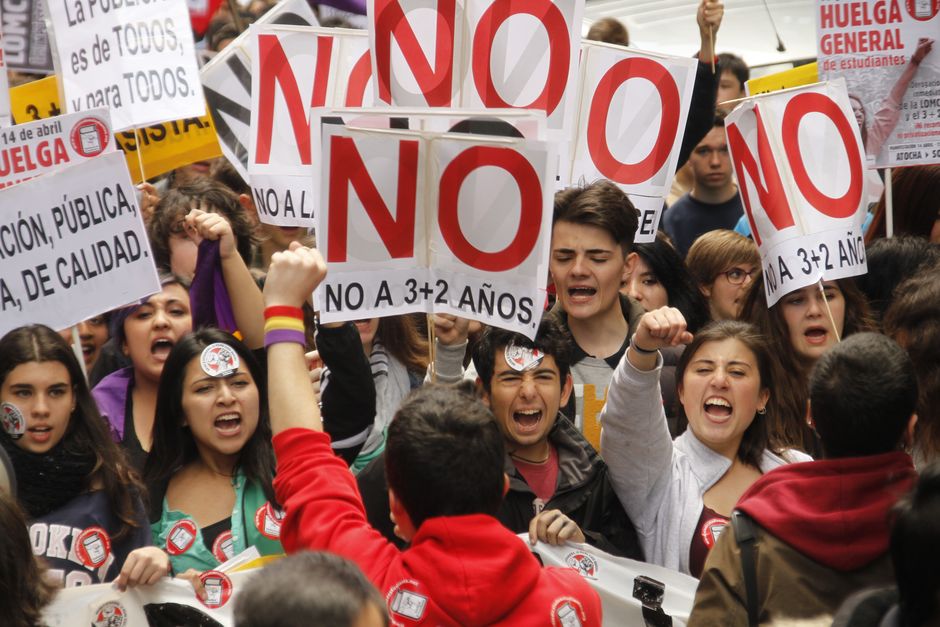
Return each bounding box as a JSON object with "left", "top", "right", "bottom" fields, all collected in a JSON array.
[
  {"left": 91, "top": 367, "right": 135, "bottom": 441},
  {"left": 311, "top": 0, "right": 366, "bottom": 15},
  {"left": 264, "top": 329, "right": 306, "bottom": 348},
  {"left": 190, "top": 239, "right": 238, "bottom": 334}
]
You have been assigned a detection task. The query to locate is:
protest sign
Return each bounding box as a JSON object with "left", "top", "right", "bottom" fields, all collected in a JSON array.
[
  {"left": 725, "top": 79, "right": 869, "bottom": 306},
  {"left": 817, "top": 0, "right": 940, "bottom": 167},
  {"left": 528, "top": 537, "right": 697, "bottom": 627},
  {"left": 43, "top": 0, "right": 204, "bottom": 131},
  {"left": 0, "top": 151, "right": 160, "bottom": 337},
  {"left": 367, "top": 0, "right": 583, "bottom": 135},
  {"left": 2, "top": 0, "right": 55, "bottom": 73},
  {"left": 0, "top": 21, "right": 10, "bottom": 126},
  {"left": 0, "top": 108, "right": 116, "bottom": 190},
  {"left": 201, "top": 0, "right": 319, "bottom": 181},
  {"left": 570, "top": 42, "right": 696, "bottom": 243},
  {"left": 315, "top": 124, "right": 556, "bottom": 337},
  {"left": 248, "top": 25, "right": 373, "bottom": 227},
  {"left": 746, "top": 62, "right": 819, "bottom": 96},
  {"left": 9, "top": 76, "right": 222, "bottom": 183}
]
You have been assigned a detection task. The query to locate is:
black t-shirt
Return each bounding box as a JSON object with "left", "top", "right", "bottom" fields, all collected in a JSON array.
[{"left": 663, "top": 192, "right": 745, "bottom": 258}]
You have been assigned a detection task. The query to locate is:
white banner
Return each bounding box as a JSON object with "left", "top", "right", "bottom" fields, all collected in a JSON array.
[
  {"left": 366, "top": 0, "right": 584, "bottom": 136},
  {"left": 528, "top": 538, "right": 697, "bottom": 627},
  {"left": 200, "top": 0, "right": 319, "bottom": 181},
  {"left": 0, "top": 151, "right": 160, "bottom": 336},
  {"left": 817, "top": 0, "right": 940, "bottom": 168},
  {"left": 248, "top": 25, "right": 374, "bottom": 227},
  {"left": 570, "top": 42, "right": 696, "bottom": 243},
  {"left": 314, "top": 125, "right": 556, "bottom": 337},
  {"left": 0, "top": 108, "right": 116, "bottom": 189},
  {"left": 43, "top": 0, "right": 204, "bottom": 131},
  {"left": 725, "top": 79, "right": 869, "bottom": 306}
]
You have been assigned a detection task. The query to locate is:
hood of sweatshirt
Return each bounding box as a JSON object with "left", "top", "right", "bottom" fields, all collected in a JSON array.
[{"left": 736, "top": 452, "right": 915, "bottom": 571}]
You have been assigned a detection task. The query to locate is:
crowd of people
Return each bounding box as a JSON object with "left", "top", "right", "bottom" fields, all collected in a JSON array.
[{"left": 1, "top": 0, "right": 940, "bottom": 625}]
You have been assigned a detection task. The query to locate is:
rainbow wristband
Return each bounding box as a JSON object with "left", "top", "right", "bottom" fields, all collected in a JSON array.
[{"left": 264, "top": 328, "right": 306, "bottom": 348}]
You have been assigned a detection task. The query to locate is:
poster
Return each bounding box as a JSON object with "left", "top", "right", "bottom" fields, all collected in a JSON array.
[{"left": 2, "top": 0, "right": 55, "bottom": 73}]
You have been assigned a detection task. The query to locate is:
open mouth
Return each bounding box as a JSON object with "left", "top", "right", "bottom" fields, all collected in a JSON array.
[
  {"left": 703, "top": 397, "right": 733, "bottom": 421},
  {"left": 512, "top": 409, "right": 543, "bottom": 433},
  {"left": 567, "top": 286, "right": 597, "bottom": 301},
  {"left": 151, "top": 338, "right": 175, "bottom": 361},
  {"left": 804, "top": 327, "right": 828, "bottom": 345},
  {"left": 28, "top": 425, "right": 52, "bottom": 442},
  {"left": 81, "top": 343, "right": 96, "bottom": 356},
  {"left": 214, "top": 413, "right": 242, "bottom": 435}
]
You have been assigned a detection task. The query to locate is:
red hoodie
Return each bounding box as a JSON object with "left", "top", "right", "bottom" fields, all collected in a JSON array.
[
  {"left": 736, "top": 452, "right": 916, "bottom": 571},
  {"left": 273, "top": 428, "right": 602, "bottom": 626}
]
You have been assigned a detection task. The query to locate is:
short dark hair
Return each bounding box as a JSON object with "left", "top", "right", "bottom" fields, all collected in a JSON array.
[
  {"left": 675, "top": 320, "right": 775, "bottom": 468},
  {"left": 233, "top": 551, "right": 387, "bottom": 627},
  {"left": 148, "top": 178, "right": 257, "bottom": 271},
  {"left": 855, "top": 236, "right": 940, "bottom": 322},
  {"left": 892, "top": 463, "right": 940, "bottom": 627},
  {"left": 718, "top": 52, "right": 749, "bottom": 89},
  {"left": 586, "top": 17, "right": 629, "bottom": 46},
  {"left": 472, "top": 317, "right": 573, "bottom": 392},
  {"left": 809, "top": 332, "right": 917, "bottom": 458},
  {"left": 385, "top": 386, "right": 505, "bottom": 528},
  {"left": 553, "top": 180, "right": 639, "bottom": 252}
]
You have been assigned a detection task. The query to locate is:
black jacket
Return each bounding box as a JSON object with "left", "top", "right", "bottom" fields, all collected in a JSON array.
[{"left": 356, "top": 413, "right": 643, "bottom": 560}]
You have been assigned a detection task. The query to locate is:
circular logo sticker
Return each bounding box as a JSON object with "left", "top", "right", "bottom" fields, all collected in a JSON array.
[
  {"left": 906, "top": 0, "right": 939, "bottom": 20},
  {"left": 700, "top": 517, "right": 728, "bottom": 550},
  {"left": 92, "top": 601, "right": 128, "bottom": 627},
  {"left": 76, "top": 526, "right": 112, "bottom": 568},
  {"left": 551, "top": 597, "right": 586, "bottom": 627},
  {"left": 199, "top": 570, "right": 233, "bottom": 609},
  {"left": 70, "top": 117, "right": 110, "bottom": 158},
  {"left": 200, "top": 343, "right": 240, "bottom": 378},
  {"left": 564, "top": 551, "right": 599, "bottom": 579},
  {"left": 255, "top": 503, "right": 285, "bottom": 540},
  {"left": 504, "top": 343, "right": 544, "bottom": 372},
  {"left": 166, "top": 519, "right": 198, "bottom": 555},
  {"left": 1, "top": 402, "right": 25, "bottom": 439},
  {"left": 211, "top": 530, "right": 235, "bottom": 563}
]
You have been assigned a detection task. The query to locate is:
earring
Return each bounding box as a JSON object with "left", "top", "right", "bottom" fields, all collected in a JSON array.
[{"left": 757, "top": 407, "right": 767, "bottom": 415}]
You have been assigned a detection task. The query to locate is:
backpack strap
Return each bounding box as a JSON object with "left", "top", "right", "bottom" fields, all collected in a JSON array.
[{"left": 731, "top": 510, "right": 759, "bottom": 627}]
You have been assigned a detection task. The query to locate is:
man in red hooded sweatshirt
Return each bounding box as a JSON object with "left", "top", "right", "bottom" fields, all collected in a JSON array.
[
  {"left": 689, "top": 332, "right": 918, "bottom": 625},
  {"left": 262, "top": 243, "right": 603, "bottom": 626}
]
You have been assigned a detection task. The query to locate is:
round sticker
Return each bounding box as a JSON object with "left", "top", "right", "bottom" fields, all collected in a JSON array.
[
  {"left": 92, "top": 601, "right": 128, "bottom": 627},
  {"left": 76, "top": 526, "right": 112, "bottom": 568},
  {"left": 504, "top": 343, "right": 544, "bottom": 372},
  {"left": 69, "top": 116, "right": 110, "bottom": 158},
  {"left": 166, "top": 519, "right": 198, "bottom": 555},
  {"left": 255, "top": 503, "right": 285, "bottom": 540},
  {"left": 211, "top": 530, "right": 235, "bottom": 563},
  {"left": 1, "top": 402, "right": 26, "bottom": 439},
  {"left": 564, "top": 551, "right": 599, "bottom": 578},
  {"left": 199, "top": 570, "right": 233, "bottom": 609},
  {"left": 700, "top": 518, "right": 728, "bottom": 550},
  {"left": 200, "top": 343, "right": 240, "bottom": 378},
  {"left": 906, "top": 0, "right": 939, "bottom": 20}
]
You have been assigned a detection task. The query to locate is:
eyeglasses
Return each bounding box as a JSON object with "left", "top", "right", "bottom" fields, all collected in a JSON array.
[{"left": 717, "top": 267, "right": 756, "bottom": 285}]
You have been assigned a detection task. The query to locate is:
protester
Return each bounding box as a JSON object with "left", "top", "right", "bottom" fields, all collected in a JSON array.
[
  {"left": 549, "top": 180, "right": 642, "bottom": 450},
  {"left": 686, "top": 230, "right": 760, "bottom": 321},
  {"left": 0, "top": 325, "right": 169, "bottom": 588},
  {"left": 865, "top": 165, "right": 940, "bottom": 244},
  {"left": 263, "top": 244, "right": 603, "bottom": 625},
  {"left": 884, "top": 267, "right": 940, "bottom": 468},
  {"left": 143, "top": 329, "right": 283, "bottom": 573},
  {"left": 586, "top": 16, "right": 629, "bottom": 46},
  {"left": 716, "top": 52, "right": 749, "bottom": 110},
  {"left": 0, "top": 493, "right": 56, "bottom": 627},
  {"left": 856, "top": 236, "right": 940, "bottom": 323},
  {"left": 600, "top": 311, "right": 811, "bottom": 576},
  {"left": 690, "top": 333, "right": 918, "bottom": 625},
  {"left": 234, "top": 552, "right": 388, "bottom": 627},
  {"left": 664, "top": 114, "right": 745, "bottom": 258},
  {"left": 57, "top": 314, "right": 111, "bottom": 374},
  {"left": 740, "top": 275, "right": 875, "bottom": 453}
]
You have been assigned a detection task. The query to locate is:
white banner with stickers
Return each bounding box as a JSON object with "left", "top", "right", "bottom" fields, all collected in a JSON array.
[
  {"left": 43, "top": 0, "right": 204, "bottom": 130},
  {"left": 725, "top": 79, "right": 869, "bottom": 306},
  {"left": 313, "top": 124, "right": 556, "bottom": 338},
  {"left": 0, "top": 151, "right": 160, "bottom": 337},
  {"left": 0, "top": 108, "right": 116, "bottom": 190},
  {"left": 527, "top": 537, "right": 698, "bottom": 627}
]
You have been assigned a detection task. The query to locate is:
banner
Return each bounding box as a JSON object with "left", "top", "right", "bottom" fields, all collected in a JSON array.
[
  {"left": 366, "top": 0, "right": 584, "bottom": 135},
  {"left": 725, "top": 79, "right": 869, "bottom": 306},
  {"left": 248, "top": 25, "right": 373, "bottom": 227},
  {"left": 201, "top": 0, "right": 319, "bottom": 181},
  {"left": 315, "top": 125, "right": 556, "bottom": 337},
  {"left": 9, "top": 77, "right": 222, "bottom": 183},
  {"left": 570, "top": 42, "right": 696, "bottom": 243},
  {"left": 43, "top": 0, "right": 204, "bottom": 130},
  {"left": 0, "top": 108, "right": 116, "bottom": 190},
  {"left": 817, "top": 0, "right": 940, "bottom": 167},
  {"left": 528, "top": 538, "right": 697, "bottom": 627},
  {"left": 0, "top": 151, "right": 160, "bottom": 337},
  {"left": 746, "top": 62, "right": 819, "bottom": 96},
  {"left": 2, "top": 0, "right": 54, "bottom": 73}
]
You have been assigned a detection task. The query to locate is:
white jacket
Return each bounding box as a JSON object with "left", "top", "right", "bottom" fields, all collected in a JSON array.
[{"left": 599, "top": 352, "right": 811, "bottom": 575}]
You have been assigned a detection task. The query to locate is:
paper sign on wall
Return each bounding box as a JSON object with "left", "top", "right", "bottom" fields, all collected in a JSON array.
[{"left": 726, "top": 79, "right": 869, "bottom": 306}]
